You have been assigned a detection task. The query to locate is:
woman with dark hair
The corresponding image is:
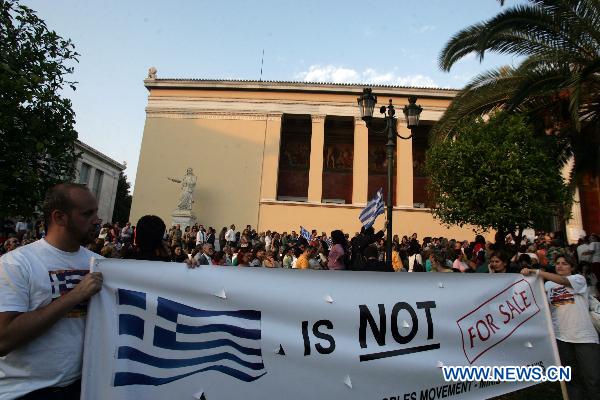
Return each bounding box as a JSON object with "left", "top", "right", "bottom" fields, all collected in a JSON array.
[
  {"left": 121, "top": 215, "right": 171, "bottom": 261},
  {"left": 488, "top": 250, "right": 512, "bottom": 273},
  {"left": 219, "top": 227, "right": 227, "bottom": 250},
  {"left": 407, "top": 240, "right": 423, "bottom": 272},
  {"left": 170, "top": 245, "right": 188, "bottom": 263},
  {"left": 236, "top": 248, "right": 253, "bottom": 267},
  {"left": 327, "top": 230, "right": 347, "bottom": 270},
  {"left": 522, "top": 254, "right": 600, "bottom": 400},
  {"left": 212, "top": 250, "right": 226, "bottom": 266}
]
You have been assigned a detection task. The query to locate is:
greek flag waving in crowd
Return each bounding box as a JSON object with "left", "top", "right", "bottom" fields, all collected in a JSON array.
[
  {"left": 359, "top": 188, "right": 385, "bottom": 229},
  {"left": 113, "top": 288, "right": 266, "bottom": 386},
  {"left": 299, "top": 226, "right": 311, "bottom": 241}
]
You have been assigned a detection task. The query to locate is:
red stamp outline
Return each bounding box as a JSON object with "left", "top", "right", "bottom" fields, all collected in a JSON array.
[{"left": 456, "top": 278, "right": 540, "bottom": 364}]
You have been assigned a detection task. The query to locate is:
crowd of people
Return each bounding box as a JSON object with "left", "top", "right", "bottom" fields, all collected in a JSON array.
[
  {"left": 0, "top": 183, "right": 599, "bottom": 399},
  {"left": 3, "top": 214, "right": 600, "bottom": 291}
]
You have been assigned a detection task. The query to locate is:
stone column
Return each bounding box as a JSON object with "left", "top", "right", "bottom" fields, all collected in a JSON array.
[
  {"left": 308, "top": 114, "right": 326, "bottom": 203},
  {"left": 562, "top": 157, "right": 586, "bottom": 243},
  {"left": 353, "top": 117, "right": 369, "bottom": 205},
  {"left": 396, "top": 124, "right": 413, "bottom": 207},
  {"left": 566, "top": 187, "right": 586, "bottom": 244},
  {"left": 259, "top": 113, "right": 283, "bottom": 201}
]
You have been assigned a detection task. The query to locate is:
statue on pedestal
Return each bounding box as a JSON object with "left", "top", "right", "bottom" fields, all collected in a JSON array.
[{"left": 167, "top": 168, "right": 197, "bottom": 211}]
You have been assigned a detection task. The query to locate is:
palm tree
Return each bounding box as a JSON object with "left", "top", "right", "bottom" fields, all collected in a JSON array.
[{"left": 434, "top": 0, "right": 600, "bottom": 232}]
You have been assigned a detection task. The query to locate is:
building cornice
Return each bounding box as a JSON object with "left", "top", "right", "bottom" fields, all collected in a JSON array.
[
  {"left": 145, "top": 97, "right": 447, "bottom": 121},
  {"left": 143, "top": 78, "right": 459, "bottom": 100},
  {"left": 75, "top": 140, "right": 126, "bottom": 171}
]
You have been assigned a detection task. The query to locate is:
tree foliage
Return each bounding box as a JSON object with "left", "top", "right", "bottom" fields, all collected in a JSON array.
[
  {"left": 425, "top": 113, "right": 571, "bottom": 240},
  {"left": 0, "top": 1, "right": 79, "bottom": 218},
  {"left": 112, "top": 172, "right": 132, "bottom": 225},
  {"left": 435, "top": 0, "right": 600, "bottom": 180}
]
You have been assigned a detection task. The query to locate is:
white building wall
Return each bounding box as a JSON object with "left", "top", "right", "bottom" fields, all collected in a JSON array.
[{"left": 74, "top": 142, "right": 124, "bottom": 223}]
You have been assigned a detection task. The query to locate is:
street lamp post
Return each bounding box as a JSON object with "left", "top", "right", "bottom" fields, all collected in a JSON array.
[{"left": 357, "top": 88, "right": 423, "bottom": 269}]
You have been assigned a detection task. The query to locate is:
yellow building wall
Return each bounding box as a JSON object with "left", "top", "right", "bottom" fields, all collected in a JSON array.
[
  {"left": 130, "top": 117, "right": 266, "bottom": 230},
  {"left": 133, "top": 83, "right": 490, "bottom": 241},
  {"left": 258, "top": 202, "right": 486, "bottom": 240}
]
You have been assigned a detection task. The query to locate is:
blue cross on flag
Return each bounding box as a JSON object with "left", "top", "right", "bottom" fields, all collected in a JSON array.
[
  {"left": 113, "top": 289, "right": 266, "bottom": 386},
  {"left": 359, "top": 188, "right": 385, "bottom": 229}
]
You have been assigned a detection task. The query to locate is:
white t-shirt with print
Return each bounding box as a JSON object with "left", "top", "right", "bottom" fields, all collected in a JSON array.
[
  {"left": 591, "top": 241, "right": 600, "bottom": 263},
  {"left": 545, "top": 274, "right": 599, "bottom": 344},
  {"left": 0, "top": 239, "right": 100, "bottom": 399}
]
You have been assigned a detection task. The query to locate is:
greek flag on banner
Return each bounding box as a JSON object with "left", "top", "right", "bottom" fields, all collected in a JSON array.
[
  {"left": 359, "top": 188, "right": 385, "bottom": 229},
  {"left": 113, "top": 289, "right": 266, "bottom": 386},
  {"left": 300, "top": 226, "right": 311, "bottom": 241}
]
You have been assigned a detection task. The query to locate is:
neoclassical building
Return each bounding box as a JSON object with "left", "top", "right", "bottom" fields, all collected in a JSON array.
[
  {"left": 131, "top": 72, "right": 590, "bottom": 241},
  {"left": 75, "top": 140, "right": 125, "bottom": 223}
]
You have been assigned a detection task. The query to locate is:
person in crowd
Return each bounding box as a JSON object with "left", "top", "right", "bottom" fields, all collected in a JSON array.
[
  {"left": 452, "top": 249, "right": 470, "bottom": 272},
  {"left": 194, "top": 243, "right": 215, "bottom": 265},
  {"left": 0, "top": 183, "right": 103, "bottom": 399},
  {"left": 100, "top": 243, "right": 117, "bottom": 258},
  {"left": 195, "top": 226, "right": 206, "bottom": 246},
  {"left": 522, "top": 254, "right": 600, "bottom": 400},
  {"left": 170, "top": 224, "right": 182, "bottom": 249},
  {"left": 430, "top": 250, "right": 452, "bottom": 272},
  {"left": 98, "top": 223, "right": 110, "bottom": 240},
  {"left": 407, "top": 240, "right": 424, "bottom": 272},
  {"left": 170, "top": 245, "right": 188, "bottom": 263},
  {"left": 295, "top": 246, "right": 314, "bottom": 270},
  {"left": 263, "top": 250, "right": 280, "bottom": 268},
  {"left": 2, "top": 237, "right": 19, "bottom": 254},
  {"left": 282, "top": 247, "right": 294, "bottom": 268},
  {"left": 327, "top": 230, "right": 347, "bottom": 270},
  {"left": 120, "top": 222, "right": 133, "bottom": 244},
  {"left": 206, "top": 227, "right": 216, "bottom": 249},
  {"left": 218, "top": 227, "right": 227, "bottom": 250},
  {"left": 250, "top": 247, "right": 266, "bottom": 267},
  {"left": 517, "top": 253, "right": 534, "bottom": 270},
  {"left": 488, "top": 250, "right": 516, "bottom": 273},
  {"left": 212, "top": 250, "right": 226, "bottom": 266},
  {"left": 392, "top": 243, "right": 404, "bottom": 271},
  {"left": 362, "top": 244, "right": 394, "bottom": 272},
  {"left": 239, "top": 233, "right": 250, "bottom": 249},
  {"left": 311, "top": 245, "right": 326, "bottom": 270},
  {"left": 590, "top": 234, "right": 600, "bottom": 282},
  {"left": 122, "top": 215, "right": 171, "bottom": 262},
  {"left": 236, "top": 248, "right": 253, "bottom": 267}
]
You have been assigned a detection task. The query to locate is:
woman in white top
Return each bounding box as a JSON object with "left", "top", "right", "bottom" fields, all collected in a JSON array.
[{"left": 521, "top": 254, "right": 600, "bottom": 400}]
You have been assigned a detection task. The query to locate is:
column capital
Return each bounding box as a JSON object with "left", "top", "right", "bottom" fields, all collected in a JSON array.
[
  {"left": 266, "top": 112, "right": 283, "bottom": 121},
  {"left": 354, "top": 117, "right": 366, "bottom": 126},
  {"left": 311, "top": 114, "right": 326, "bottom": 123}
]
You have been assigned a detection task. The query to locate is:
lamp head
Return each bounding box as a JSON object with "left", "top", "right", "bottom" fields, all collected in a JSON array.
[
  {"left": 403, "top": 95, "right": 423, "bottom": 129},
  {"left": 357, "top": 88, "right": 377, "bottom": 123}
]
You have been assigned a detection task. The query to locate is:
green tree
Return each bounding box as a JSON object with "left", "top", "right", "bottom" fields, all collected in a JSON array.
[
  {"left": 435, "top": 0, "right": 600, "bottom": 180},
  {"left": 425, "top": 113, "right": 571, "bottom": 245},
  {"left": 0, "top": 1, "right": 79, "bottom": 218},
  {"left": 112, "top": 172, "right": 132, "bottom": 225}
]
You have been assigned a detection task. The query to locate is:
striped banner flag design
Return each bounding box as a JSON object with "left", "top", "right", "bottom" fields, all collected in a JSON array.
[
  {"left": 299, "top": 226, "right": 311, "bottom": 241},
  {"left": 113, "top": 289, "right": 266, "bottom": 386},
  {"left": 359, "top": 188, "right": 385, "bottom": 229}
]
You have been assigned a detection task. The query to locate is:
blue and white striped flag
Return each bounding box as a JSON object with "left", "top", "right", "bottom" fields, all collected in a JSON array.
[
  {"left": 300, "top": 226, "right": 311, "bottom": 241},
  {"left": 359, "top": 188, "right": 385, "bottom": 229},
  {"left": 113, "top": 289, "right": 266, "bottom": 386}
]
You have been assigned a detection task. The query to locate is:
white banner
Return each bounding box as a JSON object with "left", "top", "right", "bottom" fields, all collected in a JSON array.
[{"left": 82, "top": 260, "right": 560, "bottom": 400}]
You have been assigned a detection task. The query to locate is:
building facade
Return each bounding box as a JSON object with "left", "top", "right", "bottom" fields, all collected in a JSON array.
[
  {"left": 131, "top": 74, "right": 591, "bottom": 241},
  {"left": 75, "top": 140, "right": 125, "bottom": 223}
]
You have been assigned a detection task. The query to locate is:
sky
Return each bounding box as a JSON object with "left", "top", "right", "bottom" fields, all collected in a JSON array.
[{"left": 21, "top": 0, "right": 527, "bottom": 190}]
